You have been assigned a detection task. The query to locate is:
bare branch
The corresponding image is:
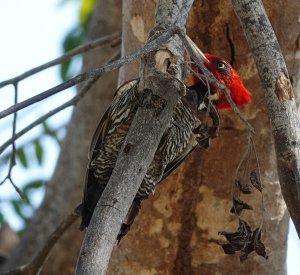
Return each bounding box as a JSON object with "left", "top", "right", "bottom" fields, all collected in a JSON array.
[
  {"left": 0, "top": 50, "right": 121, "bottom": 156},
  {"left": 0, "top": 32, "right": 121, "bottom": 89},
  {"left": 0, "top": 84, "right": 26, "bottom": 199},
  {"left": 0, "top": 125, "right": 65, "bottom": 162},
  {"left": 232, "top": 0, "right": 300, "bottom": 237},
  {"left": 75, "top": 1, "right": 194, "bottom": 274},
  {"left": 0, "top": 27, "right": 178, "bottom": 120},
  {"left": 1, "top": 212, "right": 79, "bottom": 275}
]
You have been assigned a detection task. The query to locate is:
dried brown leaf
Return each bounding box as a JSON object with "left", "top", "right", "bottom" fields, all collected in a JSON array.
[
  {"left": 250, "top": 170, "right": 262, "bottom": 192},
  {"left": 219, "top": 220, "right": 268, "bottom": 261},
  {"left": 230, "top": 196, "right": 253, "bottom": 215},
  {"left": 253, "top": 228, "right": 268, "bottom": 259},
  {"left": 237, "top": 228, "right": 268, "bottom": 261},
  {"left": 235, "top": 179, "right": 252, "bottom": 194},
  {"left": 221, "top": 243, "right": 236, "bottom": 255},
  {"left": 219, "top": 220, "right": 252, "bottom": 251}
]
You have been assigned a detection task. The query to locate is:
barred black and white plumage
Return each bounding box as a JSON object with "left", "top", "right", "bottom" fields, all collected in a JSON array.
[
  {"left": 79, "top": 79, "right": 206, "bottom": 235},
  {"left": 79, "top": 53, "right": 251, "bottom": 242}
]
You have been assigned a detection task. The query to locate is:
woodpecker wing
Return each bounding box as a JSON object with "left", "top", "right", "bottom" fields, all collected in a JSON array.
[
  {"left": 80, "top": 79, "right": 139, "bottom": 230},
  {"left": 158, "top": 84, "right": 212, "bottom": 184},
  {"left": 80, "top": 104, "right": 113, "bottom": 229},
  {"left": 159, "top": 138, "right": 198, "bottom": 183},
  {"left": 88, "top": 79, "right": 139, "bottom": 160}
]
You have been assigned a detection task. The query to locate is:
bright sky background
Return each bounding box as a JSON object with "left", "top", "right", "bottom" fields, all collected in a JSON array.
[{"left": 0, "top": 0, "right": 299, "bottom": 273}]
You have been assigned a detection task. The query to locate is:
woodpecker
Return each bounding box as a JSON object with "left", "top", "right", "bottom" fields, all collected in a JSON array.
[{"left": 79, "top": 49, "right": 251, "bottom": 241}]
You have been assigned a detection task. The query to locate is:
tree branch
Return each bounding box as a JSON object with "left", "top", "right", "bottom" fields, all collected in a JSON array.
[
  {"left": 0, "top": 124, "right": 65, "bottom": 162},
  {"left": 232, "top": 0, "right": 300, "bottom": 237},
  {"left": 0, "top": 28, "right": 178, "bottom": 120},
  {"left": 0, "top": 50, "right": 121, "bottom": 155},
  {"left": 1, "top": 212, "right": 79, "bottom": 275},
  {"left": 75, "top": 1, "right": 194, "bottom": 274},
  {"left": 0, "top": 84, "right": 26, "bottom": 199},
  {"left": 0, "top": 32, "right": 121, "bottom": 89}
]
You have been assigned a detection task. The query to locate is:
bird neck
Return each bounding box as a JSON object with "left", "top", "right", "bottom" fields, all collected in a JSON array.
[{"left": 187, "top": 81, "right": 215, "bottom": 111}]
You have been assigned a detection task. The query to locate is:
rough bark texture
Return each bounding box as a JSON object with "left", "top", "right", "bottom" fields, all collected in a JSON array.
[
  {"left": 118, "top": 0, "right": 156, "bottom": 84},
  {"left": 76, "top": 1, "right": 194, "bottom": 274},
  {"left": 3, "top": 1, "right": 121, "bottom": 274},
  {"left": 232, "top": 0, "right": 300, "bottom": 237},
  {"left": 3, "top": 0, "right": 300, "bottom": 274},
  {"left": 107, "top": 0, "right": 299, "bottom": 274}
]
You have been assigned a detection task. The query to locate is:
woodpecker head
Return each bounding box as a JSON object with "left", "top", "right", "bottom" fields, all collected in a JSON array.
[
  {"left": 185, "top": 36, "right": 251, "bottom": 111},
  {"left": 201, "top": 54, "right": 251, "bottom": 110}
]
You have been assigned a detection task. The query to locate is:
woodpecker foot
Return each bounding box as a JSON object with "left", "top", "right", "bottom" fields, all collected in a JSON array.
[
  {"left": 117, "top": 199, "right": 142, "bottom": 244},
  {"left": 117, "top": 223, "right": 132, "bottom": 244},
  {"left": 193, "top": 124, "right": 211, "bottom": 149}
]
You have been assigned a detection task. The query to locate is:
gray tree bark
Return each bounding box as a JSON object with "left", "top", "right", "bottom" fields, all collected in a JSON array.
[{"left": 232, "top": 0, "right": 300, "bottom": 236}]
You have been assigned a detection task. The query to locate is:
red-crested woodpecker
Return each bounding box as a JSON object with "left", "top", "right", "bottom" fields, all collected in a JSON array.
[{"left": 78, "top": 48, "right": 251, "bottom": 242}]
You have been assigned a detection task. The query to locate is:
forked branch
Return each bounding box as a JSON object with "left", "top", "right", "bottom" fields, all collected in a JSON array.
[{"left": 0, "top": 50, "right": 121, "bottom": 156}]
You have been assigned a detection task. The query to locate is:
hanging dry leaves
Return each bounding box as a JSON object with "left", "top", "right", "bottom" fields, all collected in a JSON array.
[
  {"left": 230, "top": 196, "right": 253, "bottom": 216},
  {"left": 235, "top": 179, "right": 252, "bottom": 194},
  {"left": 219, "top": 220, "right": 268, "bottom": 261},
  {"left": 250, "top": 170, "right": 263, "bottom": 192}
]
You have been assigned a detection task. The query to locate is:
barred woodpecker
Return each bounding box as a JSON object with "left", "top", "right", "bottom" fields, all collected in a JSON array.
[{"left": 78, "top": 51, "right": 251, "bottom": 241}]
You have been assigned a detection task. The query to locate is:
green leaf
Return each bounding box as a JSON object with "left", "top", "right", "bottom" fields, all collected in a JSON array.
[
  {"left": 34, "top": 140, "right": 43, "bottom": 165},
  {"left": 60, "top": 59, "right": 72, "bottom": 81},
  {"left": 63, "top": 27, "right": 84, "bottom": 52},
  {"left": 11, "top": 200, "right": 26, "bottom": 221},
  {"left": 23, "top": 180, "right": 45, "bottom": 192},
  {"left": 0, "top": 212, "right": 5, "bottom": 225},
  {"left": 42, "top": 121, "right": 56, "bottom": 138},
  {"left": 42, "top": 121, "right": 61, "bottom": 144},
  {"left": 60, "top": 27, "right": 85, "bottom": 81},
  {"left": 22, "top": 180, "right": 46, "bottom": 207},
  {"left": 16, "top": 148, "right": 28, "bottom": 168},
  {"left": 42, "top": 121, "right": 51, "bottom": 133}
]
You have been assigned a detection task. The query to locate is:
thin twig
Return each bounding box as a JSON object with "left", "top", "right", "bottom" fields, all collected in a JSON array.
[
  {"left": 1, "top": 212, "right": 79, "bottom": 275},
  {"left": 0, "top": 50, "right": 121, "bottom": 155},
  {"left": 0, "top": 32, "right": 121, "bottom": 89},
  {"left": 249, "top": 134, "right": 266, "bottom": 227},
  {"left": 0, "top": 125, "right": 66, "bottom": 162},
  {"left": 0, "top": 27, "right": 178, "bottom": 120},
  {"left": 0, "top": 84, "right": 26, "bottom": 199}
]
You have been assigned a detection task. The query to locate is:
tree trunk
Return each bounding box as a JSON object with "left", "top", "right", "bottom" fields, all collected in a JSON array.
[
  {"left": 3, "top": 1, "right": 121, "bottom": 274},
  {"left": 107, "top": 0, "right": 299, "bottom": 274},
  {"left": 4, "top": 0, "right": 300, "bottom": 274}
]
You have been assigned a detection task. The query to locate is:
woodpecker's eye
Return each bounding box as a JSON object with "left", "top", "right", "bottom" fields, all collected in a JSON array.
[
  {"left": 217, "top": 62, "right": 226, "bottom": 70},
  {"left": 215, "top": 60, "right": 231, "bottom": 74}
]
